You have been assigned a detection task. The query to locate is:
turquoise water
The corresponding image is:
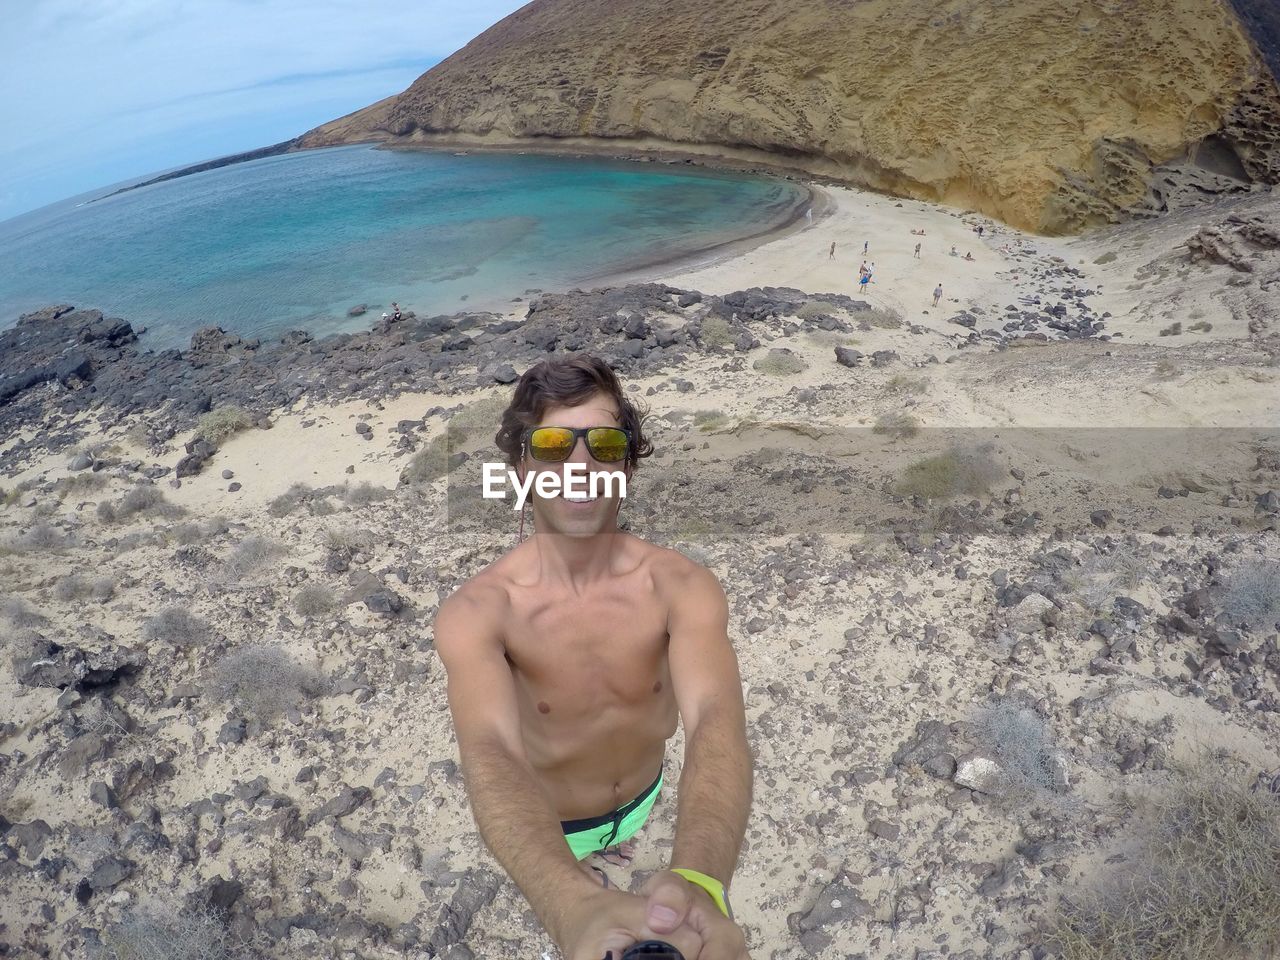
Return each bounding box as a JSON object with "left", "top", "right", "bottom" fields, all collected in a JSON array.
[{"left": 0, "top": 145, "right": 807, "bottom": 350}]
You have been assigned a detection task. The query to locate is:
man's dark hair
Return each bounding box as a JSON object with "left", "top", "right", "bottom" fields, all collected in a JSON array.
[{"left": 495, "top": 355, "right": 654, "bottom": 468}]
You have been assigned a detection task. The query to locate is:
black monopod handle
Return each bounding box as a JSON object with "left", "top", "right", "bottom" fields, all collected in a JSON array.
[{"left": 607, "top": 940, "right": 684, "bottom": 960}]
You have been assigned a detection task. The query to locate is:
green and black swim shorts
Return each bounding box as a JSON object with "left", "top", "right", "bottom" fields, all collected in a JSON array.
[{"left": 560, "top": 769, "right": 663, "bottom": 860}]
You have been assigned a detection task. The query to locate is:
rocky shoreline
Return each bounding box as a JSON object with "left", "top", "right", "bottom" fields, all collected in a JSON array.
[{"left": 2, "top": 186, "right": 1278, "bottom": 960}]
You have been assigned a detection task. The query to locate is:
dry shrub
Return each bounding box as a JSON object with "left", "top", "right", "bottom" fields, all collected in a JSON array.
[
  {"left": 700, "top": 315, "right": 735, "bottom": 349},
  {"left": 1049, "top": 760, "right": 1280, "bottom": 960},
  {"left": 1060, "top": 546, "right": 1146, "bottom": 614},
  {"left": 206, "top": 644, "right": 327, "bottom": 720},
  {"left": 221, "top": 536, "right": 281, "bottom": 583},
  {"left": 1, "top": 596, "right": 48, "bottom": 628},
  {"left": 873, "top": 411, "right": 920, "bottom": 439},
  {"left": 142, "top": 607, "right": 210, "bottom": 648},
  {"left": 292, "top": 583, "right": 335, "bottom": 618},
  {"left": 322, "top": 527, "right": 374, "bottom": 553},
  {"left": 266, "top": 482, "right": 313, "bottom": 519},
  {"left": 195, "top": 406, "right": 253, "bottom": 446},
  {"left": 971, "top": 700, "right": 1064, "bottom": 798},
  {"left": 96, "top": 895, "right": 262, "bottom": 960},
  {"left": 753, "top": 349, "right": 808, "bottom": 376},
  {"left": 54, "top": 574, "right": 115, "bottom": 603},
  {"left": 343, "top": 482, "right": 391, "bottom": 507},
  {"left": 893, "top": 445, "right": 1003, "bottom": 500},
  {"left": 400, "top": 432, "right": 455, "bottom": 486},
  {"left": 1218, "top": 559, "right": 1280, "bottom": 633}
]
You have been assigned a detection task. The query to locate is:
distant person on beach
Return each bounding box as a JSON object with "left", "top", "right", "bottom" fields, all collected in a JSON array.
[
  {"left": 433, "top": 356, "right": 752, "bottom": 960},
  {"left": 978, "top": 225, "right": 984, "bottom": 238},
  {"left": 914, "top": 242, "right": 922, "bottom": 259},
  {"left": 392, "top": 302, "right": 402, "bottom": 322},
  {"left": 950, "top": 246, "right": 958, "bottom": 257},
  {"left": 963, "top": 252, "right": 975, "bottom": 261},
  {"left": 933, "top": 283, "right": 943, "bottom": 306},
  {"left": 829, "top": 241, "right": 836, "bottom": 259},
  {"left": 863, "top": 240, "right": 869, "bottom": 255}
]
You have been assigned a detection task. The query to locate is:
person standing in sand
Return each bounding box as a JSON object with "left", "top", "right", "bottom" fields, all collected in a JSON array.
[
  {"left": 433, "top": 355, "right": 753, "bottom": 960},
  {"left": 914, "top": 242, "right": 922, "bottom": 259},
  {"left": 829, "top": 241, "right": 836, "bottom": 259},
  {"left": 863, "top": 239, "right": 869, "bottom": 255},
  {"left": 933, "top": 283, "right": 943, "bottom": 307}
]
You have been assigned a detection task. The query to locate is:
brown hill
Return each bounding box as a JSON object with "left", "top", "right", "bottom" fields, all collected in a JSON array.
[{"left": 297, "top": 0, "right": 1280, "bottom": 234}]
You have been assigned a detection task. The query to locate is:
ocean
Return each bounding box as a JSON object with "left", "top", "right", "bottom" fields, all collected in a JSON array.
[{"left": 0, "top": 144, "right": 808, "bottom": 350}]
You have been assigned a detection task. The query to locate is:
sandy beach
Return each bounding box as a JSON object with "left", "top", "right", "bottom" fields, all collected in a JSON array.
[{"left": 2, "top": 178, "right": 1279, "bottom": 959}]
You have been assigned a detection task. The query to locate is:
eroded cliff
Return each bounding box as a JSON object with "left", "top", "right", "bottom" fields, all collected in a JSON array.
[{"left": 298, "top": 0, "right": 1280, "bottom": 234}]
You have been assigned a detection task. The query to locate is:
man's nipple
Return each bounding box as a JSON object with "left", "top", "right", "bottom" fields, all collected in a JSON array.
[
  {"left": 652, "top": 681, "right": 662, "bottom": 694},
  {"left": 537, "top": 701, "right": 551, "bottom": 714}
]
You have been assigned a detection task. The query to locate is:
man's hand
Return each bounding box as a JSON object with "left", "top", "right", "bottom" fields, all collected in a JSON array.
[
  {"left": 559, "top": 886, "right": 707, "bottom": 960},
  {"left": 640, "top": 870, "right": 751, "bottom": 960}
]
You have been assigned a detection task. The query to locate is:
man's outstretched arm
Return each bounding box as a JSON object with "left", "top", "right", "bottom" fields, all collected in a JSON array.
[
  {"left": 432, "top": 589, "right": 596, "bottom": 947},
  {"left": 666, "top": 562, "right": 753, "bottom": 884}
]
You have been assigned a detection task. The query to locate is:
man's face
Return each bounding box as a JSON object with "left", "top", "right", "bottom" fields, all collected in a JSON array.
[{"left": 522, "top": 390, "right": 631, "bottom": 537}]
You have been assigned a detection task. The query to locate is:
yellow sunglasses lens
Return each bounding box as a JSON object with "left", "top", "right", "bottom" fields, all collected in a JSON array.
[
  {"left": 587, "top": 428, "right": 629, "bottom": 463},
  {"left": 529, "top": 428, "right": 575, "bottom": 461}
]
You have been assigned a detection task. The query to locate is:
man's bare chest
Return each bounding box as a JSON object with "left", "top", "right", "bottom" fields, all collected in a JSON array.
[{"left": 502, "top": 592, "right": 670, "bottom": 701}]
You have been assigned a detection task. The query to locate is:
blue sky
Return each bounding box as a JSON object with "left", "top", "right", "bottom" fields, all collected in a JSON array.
[{"left": 0, "top": 0, "right": 526, "bottom": 223}]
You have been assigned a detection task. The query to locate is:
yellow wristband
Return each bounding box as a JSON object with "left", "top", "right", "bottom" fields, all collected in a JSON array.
[{"left": 671, "top": 868, "right": 733, "bottom": 920}]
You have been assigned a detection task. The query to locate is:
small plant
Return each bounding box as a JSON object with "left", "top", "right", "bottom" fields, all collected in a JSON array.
[
  {"left": 970, "top": 700, "right": 1064, "bottom": 798},
  {"left": 206, "top": 644, "right": 327, "bottom": 720},
  {"left": 266, "top": 482, "right": 314, "bottom": 518},
  {"left": 446, "top": 393, "right": 509, "bottom": 443},
  {"left": 195, "top": 406, "right": 253, "bottom": 446},
  {"left": 862, "top": 307, "right": 903, "bottom": 329},
  {"left": 753, "top": 349, "right": 809, "bottom": 376},
  {"left": 53, "top": 574, "right": 115, "bottom": 603},
  {"left": 1048, "top": 758, "right": 1280, "bottom": 960},
  {"left": 55, "top": 472, "right": 107, "bottom": 499},
  {"left": 1, "top": 596, "right": 48, "bottom": 628},
  {"left": 873, "top": 411, "right": 920, "bottom": 439},
  {"left": 98, "top": 895, "right": 262, "bottom": 960},
  {"left": 1159, "top": 321, "right": 1183, "bottom": 337},
  {"left": 1187, "top": 320, "right": 1213, "bottom": 333},
  {"left": 322, "top": 527, "right": 375, "bottom": 553},
  {"left": 293, "top": 584, "right": 336, "bottom": 618},
  {"left": 1061, "top": 546, "right": 1146, "bottom": 614},
  {"left": 204, "top": 516, "right": 230, "bottom": 538},
  {"left": 169, "top": 521, "right": 205, "bottom": 545},
  {"left": 1093, "top": 251, "right": 1118, "bottom": 265},
  {"left": 114, "top": 484, "right": 179, "bottom": 521},
  {"left": 221, "top": 535, "right": 281, "bottom": 583},
  {"left": 883, "top": 375, "right": 928, "bottom": 396},
  {"left": 699, "top": 315, "right": 735, "bottom": 349},
  {"left": 400, "top": 433, "right": 455, "bottom": 486},
  {"left": 142, "top": 606, "right": 210, "bottom": 648},
  {"left": 892, "top": 445, "right": 1003, "bottom": 500},
  {"left": 693, "top": 410, "right": 731, "bottom": 433},
  {"left": 97, "top": 501, "right": 118, "bottom": 524},
  {"left": 11, "top": 521, "right": 71, "bottom": 551},
  {"left": 1218, "top": 559, "right": 1280, "bottom": 632},
  {"left": 344, "top": 482, "right": 391, "bottom": 507},
  {"left": 1152, "top": 358, "right": 1181, "bottom": 381}
]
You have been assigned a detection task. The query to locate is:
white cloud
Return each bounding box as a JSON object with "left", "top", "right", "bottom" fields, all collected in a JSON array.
[{"left": 0, "top": 0, "right": 527, "bottom": 221}]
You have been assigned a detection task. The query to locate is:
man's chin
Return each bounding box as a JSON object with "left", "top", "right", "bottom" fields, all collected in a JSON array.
[{"left": 535, "top": 498, "right": 619, "bottom": 535}]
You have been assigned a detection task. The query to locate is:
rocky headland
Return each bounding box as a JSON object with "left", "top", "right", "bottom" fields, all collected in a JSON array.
[{"left": 296, "top": 0, "right": 1280, "bottom": 235}]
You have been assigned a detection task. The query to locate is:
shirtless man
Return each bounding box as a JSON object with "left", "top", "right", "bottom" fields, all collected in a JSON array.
[{"left": 433, "top": 355, "right": 753, "bottom": 960}]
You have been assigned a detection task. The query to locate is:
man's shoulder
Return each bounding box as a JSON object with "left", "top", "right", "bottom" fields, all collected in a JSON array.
[
  {"left": 437, "top": 562, "right": 513, "bottom": 624},
  {"left": 633, "top": 538, "right": 722, "bottom": 595}
]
